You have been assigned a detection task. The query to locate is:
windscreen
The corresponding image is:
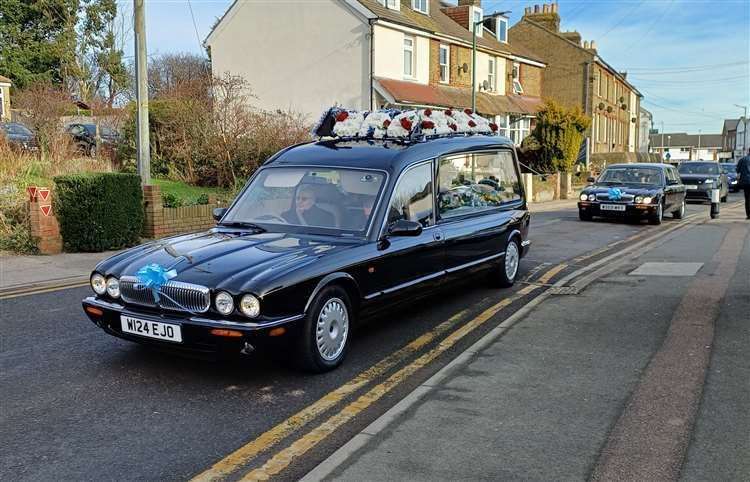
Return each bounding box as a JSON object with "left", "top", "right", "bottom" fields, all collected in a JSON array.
[
  {"left": 598, "top": 167, "right": 663, "bottom": 185},
  {"left": 678, "top": 163, "right": 720, "bottom": 175}
]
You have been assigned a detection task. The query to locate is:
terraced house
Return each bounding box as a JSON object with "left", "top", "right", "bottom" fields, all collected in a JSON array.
[
  {"left": 206, "top": 0, "right": 546, "bottom": 145},
  {"left": 510, "top": 3, "right": 643, "bottom": 154}
]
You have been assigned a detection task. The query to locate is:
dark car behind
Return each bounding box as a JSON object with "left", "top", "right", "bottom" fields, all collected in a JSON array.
[
  {"left": 677, "top": 161, "right": 728, "bottom": 202},
  {"left": 66, "top": 123, "right": 121, "bottom": 157},
  {"left": 720, "top": 163, "right": 740, "bottom": 192},
  {"left": 0, "top": 122, "right": 37, "bottom": 151}
]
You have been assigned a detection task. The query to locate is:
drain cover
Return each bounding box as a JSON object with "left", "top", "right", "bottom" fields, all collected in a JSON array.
[
  {"left": 628, "top": 262, "right": 704, "bottom": 277},
  {"left": 548, "top": 286, "right": 581, "bottom": 295}
]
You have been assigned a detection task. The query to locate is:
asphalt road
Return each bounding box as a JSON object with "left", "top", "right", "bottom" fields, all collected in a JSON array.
[{"left": 0, "top": 195, "right": 745, "bottom": 481}]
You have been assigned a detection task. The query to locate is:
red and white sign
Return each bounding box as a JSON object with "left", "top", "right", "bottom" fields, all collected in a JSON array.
[
  {"left": 40, "top": 205, "right": 52, "bottom": 216},
  {"left": 38, "top": 187, "right": 51, "bottom": 201},
  {"left": 26, "top": 186, "right": 38, "bottom": 201}
]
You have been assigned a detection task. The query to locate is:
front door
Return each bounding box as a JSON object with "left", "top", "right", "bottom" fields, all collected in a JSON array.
[{"left": 362, "top": 161, "right": 445, "bottom": 302}]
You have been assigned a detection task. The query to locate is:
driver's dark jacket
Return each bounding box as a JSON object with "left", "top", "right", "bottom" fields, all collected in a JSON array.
[
  {"left": 282, "top": 205, "right": 335, "bottom": 226},
  {"left": 737, "top": 156, "right": 750, "bottom": 186}
]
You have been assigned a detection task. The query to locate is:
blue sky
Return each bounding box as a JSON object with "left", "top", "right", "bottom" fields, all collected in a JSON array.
[{"left": 122, "top": 0, "right": 749, "bottom": 134}]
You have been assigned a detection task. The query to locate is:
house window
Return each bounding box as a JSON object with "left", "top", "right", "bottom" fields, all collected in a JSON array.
[
  {"left": 472, "top": 7, "right": 483, "bottom": 37},
  {"left": 412, "top": 0, "right": 428, "bottom": 14},
  {"left": 599, "top": 116, "right": 606, "bottom": 143},
  {"left": 380, "top": 0, "right": 399, "bottom": 9},
  {"left": 496, "top": 115, "right": 509, "bottom": 137},
  {"left": 512, "top": 62, "right": 523, "bottom": 94},
  {"left": 403, "top": 36, "right": 415, "bottom": 78},
  {"left": 497, "top": 17, "right": 508, "bottom": 43},
  {"left": 488, "top": 58, "right": 496, "bottom": 92},
  {"left": 439, "top": 45, "right": 450, "bottom": 83},
  {"left": 509, "top": 116, "right": 531, "bottom": 146}
]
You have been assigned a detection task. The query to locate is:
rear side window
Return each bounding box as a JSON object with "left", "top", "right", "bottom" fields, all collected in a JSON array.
[{"left": 437, "top": 150, "right": 521, "bottom": 219}]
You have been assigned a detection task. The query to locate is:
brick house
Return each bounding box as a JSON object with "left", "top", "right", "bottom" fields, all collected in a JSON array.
[
  {"left": 720, "top": 119, "right": 739, "bottom": 160},
  {"left": 509, "top": 3, "right": 643, "bottom": 154},
  {"left": 649, "top": 132, "right": 723, "bottom": 162},
  {"left": 206, "top": 0, "right": 546, "bottom": 145}
]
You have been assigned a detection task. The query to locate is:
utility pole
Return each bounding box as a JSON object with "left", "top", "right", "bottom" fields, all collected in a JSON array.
[{"left": 134, "top": 0, "right": 150, "bottom": 185}]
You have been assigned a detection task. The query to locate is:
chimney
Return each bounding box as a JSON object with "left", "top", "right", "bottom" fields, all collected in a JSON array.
[
  {"left": 561, "top": 31, "right": 582, "bottom": 46},
  {"left": 523, "top": 3, "right": 561, "bottom": 32},
  {"left": 583, "top": 40, "right": 590, "bottom": 49},
  {"left": 589, "top": 40, "right": 597, "bottom": 50},
  {"left": 458, "top": 0, "right": 482, "bottom": 6},
  {"left": 443, "top": 1, "right": 478, "bottom": 32}
]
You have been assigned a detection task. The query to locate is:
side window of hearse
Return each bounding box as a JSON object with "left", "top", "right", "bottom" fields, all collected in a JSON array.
[
  {"left": 437, "top": 150, "right": 521, "bottom": 218},
  {"left": 387, "top": 163, "right": 434, "bottom": 228}
]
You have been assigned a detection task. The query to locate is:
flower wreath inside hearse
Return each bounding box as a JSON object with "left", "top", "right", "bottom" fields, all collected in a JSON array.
[{"left": 82, "top": 106, "right": 520, "bottom": 373}]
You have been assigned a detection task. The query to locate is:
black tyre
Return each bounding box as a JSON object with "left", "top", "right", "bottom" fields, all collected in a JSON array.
[
  {"left": 296, "top": 285, "right": 352, "bottom": 373},
  {"left": 672, "top": 199, "right": 685, "bottom": 219},
  {"left": 649, "top": 201, "right": 663, "bottom": 225},
  {"left": 491, "top": 238, "right": 521, "bottom": 288},
  {"left": 720, "top": 194, "right": 727, "bottom": 203},
  {"left": 579, "top": 209, "right": 593, "bottom": 221}
]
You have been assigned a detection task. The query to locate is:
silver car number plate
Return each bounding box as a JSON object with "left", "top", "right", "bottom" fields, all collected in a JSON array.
[
  {"left": 601, "top": 204, "right": 626, "bottom": 211},
  {"left": 686, "top": 185, "right": 698, "bottom": 190},
  {"left": 121, "top": 315, "right": 182, "bottom": 343}
]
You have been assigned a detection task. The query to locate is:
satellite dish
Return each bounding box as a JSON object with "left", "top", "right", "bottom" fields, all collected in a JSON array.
[
  {"left": 482, "top": 80, "right": 489, "bottom": 90},
  {"left": 461, "top": 63, "right": 469, "bottom": 73}
]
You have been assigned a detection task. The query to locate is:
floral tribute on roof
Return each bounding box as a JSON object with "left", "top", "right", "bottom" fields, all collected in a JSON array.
[{"left": 313, "top": 107, "right": 499, "bottom": 141}]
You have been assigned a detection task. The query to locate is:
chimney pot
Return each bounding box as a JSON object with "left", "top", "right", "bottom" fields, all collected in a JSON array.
[
  {"left": 552, "top": 3, "right": 558, "bottom": 13},
  {"left": 534, "top": 4, "right": 540, "bottom": 13},
  {"left": 584, "top": 40, "right": 590, "bottom": 49},
  {"left": 590, "top": 40, "right": 597, "bottom": 50},
  {"left": 542, "top": 4, "right": 549, "bottom": 13}
]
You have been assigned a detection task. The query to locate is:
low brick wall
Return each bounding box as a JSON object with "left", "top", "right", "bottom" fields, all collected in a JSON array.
[
  {"left": 143, "top": 185, "right": 222, "bottom": 239},
  {"left": 531, "top": 173, "right": 559, "bottom": 202}
]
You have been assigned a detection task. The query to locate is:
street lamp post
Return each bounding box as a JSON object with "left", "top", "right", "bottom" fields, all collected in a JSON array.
[{"left": 471, "top": 11, "right": 510, "bottom": 113}]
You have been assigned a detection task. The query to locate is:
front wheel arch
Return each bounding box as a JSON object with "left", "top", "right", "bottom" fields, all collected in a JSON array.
[{"left": 305, "top": 273, "right": 361, "bottom": 315}]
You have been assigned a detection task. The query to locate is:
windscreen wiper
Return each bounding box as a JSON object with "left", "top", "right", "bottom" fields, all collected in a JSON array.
[{"left": 218, "top": 221, "right": 266, "bottom": 232}]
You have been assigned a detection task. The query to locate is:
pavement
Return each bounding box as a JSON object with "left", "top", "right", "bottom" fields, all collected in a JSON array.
[
  {"left": 303, "top": 203, "right": 749, "bottom": 481},
  {"left": 0, "top": 251, "right": 118, "bottom": 294}
]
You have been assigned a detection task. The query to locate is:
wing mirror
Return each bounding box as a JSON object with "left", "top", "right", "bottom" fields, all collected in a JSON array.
[
  {"left": 212, "top": 207, "right": 228, "bottom": 222},
  {"left": 388, "top": 219, "right": 423, "bottom": 237},
  {"left": 587, "top": 176, "right": 596, "bottom": 184}
]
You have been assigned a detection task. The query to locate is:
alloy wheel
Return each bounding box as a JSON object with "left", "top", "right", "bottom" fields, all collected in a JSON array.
[
  {"left": 315, "top": 298, "right": 349, "bottom": 361},
  {"left": 505, "top": 241, "right": 520, "bottom": 281}
]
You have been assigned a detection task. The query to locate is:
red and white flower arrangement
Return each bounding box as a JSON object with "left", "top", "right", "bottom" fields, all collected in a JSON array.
[
  {"left": 387, "top": 111, "right": 419, "bottom": 138},
  {"left": 332, "top": 109, "right": 366, "bottom": 138}
]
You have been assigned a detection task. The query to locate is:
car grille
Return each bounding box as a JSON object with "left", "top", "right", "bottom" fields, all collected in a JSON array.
[
  {"left": 596, "top": 193, "right": 634, "bottom": 202},
  {"left": 120, "top": 276, "right": 211, "bottom": 313}
]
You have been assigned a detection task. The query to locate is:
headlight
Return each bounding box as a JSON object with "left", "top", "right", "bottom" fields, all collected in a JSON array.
[
  {"left": 91, "top": 273, "right": 107, "bottom": 295},
  {"left": 215, "top": 291, "right": 234, "bottom": 315},
  {"left": 643, "top": 197, "right": 653, "bottom": 204},
  {"left": 588, "top": 194, "right": 596, "bottom": 201},
  {"left": 635, "top": 196, "right": 644, "bottom": 203},
  {"left": 106, "top": 277, "right": 121, "bottom": 298},
  {"left": 580, "top": 193, "right": 588, "bottom": 201},
  {"left": 239, "top": 294, "right": 261, "bottom": 318},
  {"left": 704, "top": 179, "right": 713, "bottom": 184}
]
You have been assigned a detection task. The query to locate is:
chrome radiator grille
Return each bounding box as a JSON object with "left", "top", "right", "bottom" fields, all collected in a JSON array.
[
  {"left": 596, "top": 193, "right": 634, "bottom": 202},
  {"left": 120, "top": 276, "right": 210, "bottom": 313}
]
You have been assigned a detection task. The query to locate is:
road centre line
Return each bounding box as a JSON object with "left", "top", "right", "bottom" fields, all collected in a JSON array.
[
  {"left": 300, "top": 209, "right": 719, "bottom": 481},
  {"left": 193, "top": 209, "right": 703, "bottom": 481},
  {"left": 0, "top": 281, "right": 89, "bottom": 300}
]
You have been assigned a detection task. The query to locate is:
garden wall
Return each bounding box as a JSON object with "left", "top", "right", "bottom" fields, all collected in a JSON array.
[{"left": 143, "top": 185, "right": 222, "bottom": 239}]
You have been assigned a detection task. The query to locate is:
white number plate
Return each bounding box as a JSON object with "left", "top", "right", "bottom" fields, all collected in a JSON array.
[
  {"left": 121, "top": 315, "right": 182, "bottom": 343},
  {"left": 601, "top": 204, "right": 626, "bottom": 211},
  {"left": 686, "top": 185, "right": 698, "bottom": 190}
]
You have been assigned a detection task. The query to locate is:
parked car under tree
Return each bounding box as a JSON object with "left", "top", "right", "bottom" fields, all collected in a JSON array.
[{"left": 82, "top": 108, "right": 531, "bottom": 372}]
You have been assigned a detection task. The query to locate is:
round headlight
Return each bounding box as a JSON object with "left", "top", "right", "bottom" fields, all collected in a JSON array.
[
  {"left": 215, "top": 291, "right": 234, "bottom": 315},
  {"left": 106, "top": 277, "right": 121, "bottom": 298},
  {"left": 635, "top": 196, "right": 644, "bottom": 203},
  {"left": 643, "top": 196, "right": 653, "bottom": 204},
  {"left": 91, "top": 273, "right": 107, "bottom": 295},
  {"left": 580, "top": 193, "right": 588, "bottom": 201},
  {"left": 239, "top": 294, "right": 261, "bottom": 318},
  {"left": 588, "top": 194, "right": 596, "bottom": 201}
]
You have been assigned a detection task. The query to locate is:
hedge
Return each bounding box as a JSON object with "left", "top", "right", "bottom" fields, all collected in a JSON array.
[{"left": 53, "top": 173, "right": 144, "bottom": 252}]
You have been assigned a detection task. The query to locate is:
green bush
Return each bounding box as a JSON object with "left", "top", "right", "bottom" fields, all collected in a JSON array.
[
  {"left": 53, "top": 173, "right": 144, "bottom": 252},
  {"left": 161, "top": 191, "right": 183, "bottom": 208},
  {"left": 196, "top": 193, "right": 209, "bottom": 205}
]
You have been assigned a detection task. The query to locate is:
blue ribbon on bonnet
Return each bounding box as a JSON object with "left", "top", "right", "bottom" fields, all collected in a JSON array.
[
  {"left": 608, "top": 188, "right": 623, "bottom": 201},
  {"left": 135, "top": 263, "right": 177, "bottom": 303}
]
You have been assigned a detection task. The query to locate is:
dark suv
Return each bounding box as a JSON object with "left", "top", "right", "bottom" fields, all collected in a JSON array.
[{"left": 0, "top": 122, "right": 37, "bottom": 151}]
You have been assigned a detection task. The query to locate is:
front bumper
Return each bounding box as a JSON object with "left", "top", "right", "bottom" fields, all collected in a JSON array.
[
  {"left": 578, "top": 201, "right": 659, "bottom": 218},
  {"left": 684, "top": 186, "right": 712, "bottom": 200},
  {"left": 82, "top": 297, "right": 304, "bottom": 356}
]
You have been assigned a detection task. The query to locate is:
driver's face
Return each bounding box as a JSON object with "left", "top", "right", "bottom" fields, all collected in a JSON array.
[{"left": 296, "top": 191, "right": 315, "bottom": 212}]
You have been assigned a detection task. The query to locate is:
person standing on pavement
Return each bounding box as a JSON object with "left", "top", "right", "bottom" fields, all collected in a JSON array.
[{"left": 737, "top": 150, "right": 750, "bottom": 219}]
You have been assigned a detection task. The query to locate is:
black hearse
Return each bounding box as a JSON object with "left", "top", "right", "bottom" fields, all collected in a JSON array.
[{"left": 83, "top": 108, "right": 530, "bottom": 372}]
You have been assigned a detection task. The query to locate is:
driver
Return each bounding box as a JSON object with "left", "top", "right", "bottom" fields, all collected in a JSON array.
[{"left": 282, "top": 186, "right": 335, "bottom": 227}]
